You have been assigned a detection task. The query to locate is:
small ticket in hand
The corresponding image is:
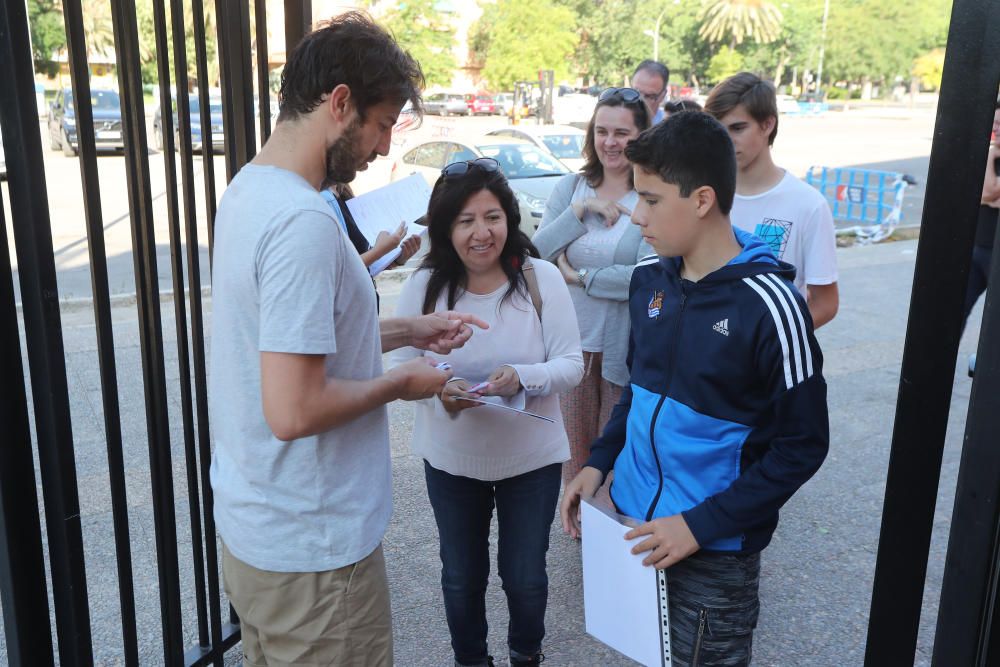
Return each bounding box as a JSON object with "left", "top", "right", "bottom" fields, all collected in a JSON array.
[
  {"left": 435, "top": 362, "right": 452, "bottom": 371},
  {"left": 467, "top": 381, "right": 490, "bottom": 393}
]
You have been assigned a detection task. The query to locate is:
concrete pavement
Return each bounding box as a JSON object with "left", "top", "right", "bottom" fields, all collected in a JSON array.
[{"left": 3, "top": 236, "right": 986, "bottom": 665}]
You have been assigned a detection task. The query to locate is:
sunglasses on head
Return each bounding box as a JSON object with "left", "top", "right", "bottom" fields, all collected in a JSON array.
[
  {"left": 598, "top": 87, "right": 643, "bottom": 105},
  {"left": 441, "top": 157, "right": 501, "bottom": 180}
]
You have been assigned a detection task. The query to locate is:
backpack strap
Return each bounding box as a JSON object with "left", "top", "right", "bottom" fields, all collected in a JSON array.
[{"left": 521, "top": 258, "right": 543, "bottom": 323}]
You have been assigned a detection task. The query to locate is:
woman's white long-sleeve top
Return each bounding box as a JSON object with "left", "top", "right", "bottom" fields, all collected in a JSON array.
[{"left": 390, "top": 259, "right": 584, "bottom": 481}]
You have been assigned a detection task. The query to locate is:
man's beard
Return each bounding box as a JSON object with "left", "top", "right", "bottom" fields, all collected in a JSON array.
[{"left": 325, "top": 118, "right": 362, "bottom": 184}]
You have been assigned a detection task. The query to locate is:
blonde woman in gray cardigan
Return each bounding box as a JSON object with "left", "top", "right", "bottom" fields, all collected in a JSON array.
[{"left": 532, "top": 87, "right": 653, "bottom": 487}]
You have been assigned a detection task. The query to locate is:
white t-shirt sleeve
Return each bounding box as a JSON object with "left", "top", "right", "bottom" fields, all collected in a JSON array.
[
  {"left": 256, "top": 210, "right": 340, "bottom": 354},
  {"left": 802, "top": 198, "right": 839, "bottom": 286}
]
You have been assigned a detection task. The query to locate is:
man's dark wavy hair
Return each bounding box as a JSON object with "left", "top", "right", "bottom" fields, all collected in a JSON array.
[
  {"left": 278, "top": 11, "right": 424, "bottom": 122},
  {"left": 419, "top": 168, "right": 539, "bottom": 315},
  {"left": 625, "top": 111, "right": 737, "bottom": 215}
]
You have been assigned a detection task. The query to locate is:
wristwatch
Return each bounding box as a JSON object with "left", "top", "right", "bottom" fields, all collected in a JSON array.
[{"left": 576, "top": 268, "right": 588, "bottom": 287}]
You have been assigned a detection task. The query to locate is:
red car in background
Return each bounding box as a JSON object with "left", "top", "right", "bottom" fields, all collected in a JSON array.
[{"left": 465, "top": 93, "right": 496, "bottom": 116}]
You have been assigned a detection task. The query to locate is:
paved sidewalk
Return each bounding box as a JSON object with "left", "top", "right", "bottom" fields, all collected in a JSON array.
[{"left": 5, "top": 238, "right": 984, "bottom": 665}]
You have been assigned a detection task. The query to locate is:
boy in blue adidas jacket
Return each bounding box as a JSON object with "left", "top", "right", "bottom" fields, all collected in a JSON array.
[{"left": 559, "top": 112, "right": 829, "bottom": 665}]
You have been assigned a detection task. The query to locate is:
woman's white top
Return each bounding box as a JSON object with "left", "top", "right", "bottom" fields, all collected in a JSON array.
[{"left": 390, "top": 260, "right": 584, "bottom": 481}]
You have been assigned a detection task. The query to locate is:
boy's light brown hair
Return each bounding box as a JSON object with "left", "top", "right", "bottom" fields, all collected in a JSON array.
[{"left": 704, "top": 72, "right": 779, "bottom": 146}]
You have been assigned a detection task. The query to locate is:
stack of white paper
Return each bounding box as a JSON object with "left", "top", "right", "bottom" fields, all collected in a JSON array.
[
  {"left": 581, "top": 498, "right": 671, "bottom": 667},
  {"left": 346, "top": 173, "right": 432, "bottom": 246}
]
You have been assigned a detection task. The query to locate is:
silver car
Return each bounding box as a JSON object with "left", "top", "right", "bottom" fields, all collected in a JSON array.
[
  {"left": 390, "top": 135, "right": 571, "bottom": 236},
  {"left": 486, "top": 125, "right": 586, "bottom": 172},
  {"left": 423, "top": 92, "right": 469, "bottom": 116}
]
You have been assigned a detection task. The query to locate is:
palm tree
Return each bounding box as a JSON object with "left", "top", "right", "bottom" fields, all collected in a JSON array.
[{"left": 698, "top": 0, "right": 783, "bottom": 47}]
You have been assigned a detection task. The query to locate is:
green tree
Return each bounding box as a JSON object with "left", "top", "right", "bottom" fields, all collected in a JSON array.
[
  {"left": 698, "top": 0, "right": 783, "bottom": 47},
  {"left": 27, "top": 0, "right": 65, "bottom": 76},
  {"left": 471, "top": 0, "right": 578, "bottom": 91},
  {"left": 823, "top": 0, "right": 951, "bottom": 90},
  {"left": 912, "top": 48, "right": 945, "bottom": 91},
  {"left": 381, "top": 0, "right": 457, "bottom": 88},
  {"left": 706, "top": 45, "right": 744, "bottom": 83},
  {"left": 135, "top": 0, "right": 218, "bottom": 87},
  {"left": 739, "top": 0, "right": 822, "bottom": 87}
]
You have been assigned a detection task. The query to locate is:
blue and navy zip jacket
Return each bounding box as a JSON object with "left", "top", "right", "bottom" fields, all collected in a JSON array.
[{"left": 586, "top": 228, "right": 829, "bottom": 554}]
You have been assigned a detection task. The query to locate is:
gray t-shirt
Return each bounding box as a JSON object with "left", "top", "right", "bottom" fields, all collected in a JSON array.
[{"left": 209, "top": 164, "right": 388, "bottom": 573}]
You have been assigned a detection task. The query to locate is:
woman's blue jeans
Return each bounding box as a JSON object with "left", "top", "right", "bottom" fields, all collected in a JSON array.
[{"left": 424, "top": 460, "right": 562, "bottom": 666}]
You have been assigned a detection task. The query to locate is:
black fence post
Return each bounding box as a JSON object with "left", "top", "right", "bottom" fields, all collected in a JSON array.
[
  {"left": 107, "top": 0, "right": 186, "bottom": 661},
  {"left": 0, "top": 1, "right": 93, "bottom": 663},
  {"left": 215, "top": 0, "right": 257, "bottom": 180},
  {"left": 284, "top": 0, "right": 312, "bottom": 57},
  {"left": 865, "top": 0, "right": 1000, "bottom": 663},
  {"left": 932, "top": 200, "right": 1000, "bottom": 662},
  {"left": 0, "top": 193, "right": 55, "bottom": 666}
]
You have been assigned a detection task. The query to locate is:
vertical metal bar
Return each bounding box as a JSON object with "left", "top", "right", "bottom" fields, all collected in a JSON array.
[
  {"left": 58, "top": 0, "right": 140, "bottom": 662},
  {"left": 284, "top": 0, "right": 312, "bottom": 58},
  {"left": 215, "top": 0, "right": 257, "bottom": 180},
  {"left": 865, "top": 0, "right": 1000, "bottom": 662},
  {"left": 255, "top": 0, "right": 272, "bottom": 144},
  {"left": 190, "top": 0, "right": 218, "bottom": 263},
  {"left": 0, "top": 189, "right": 55, "bottom": 667},
  {"left": 932, "top": 225, "right": 1000, "bottom": 664},
  {"left": 151, "top": 0, "right": 212, "bottom": 652},
  {"left": 0, "top": 1, "right": 94, "bottom": 663},
  {"left": 107, "top": 0, "right": 185, "bottom": 661}
]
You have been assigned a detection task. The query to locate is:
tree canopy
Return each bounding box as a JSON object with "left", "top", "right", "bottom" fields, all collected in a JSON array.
[{"left": 382, "top": 0, "right": 457, "bottom": 88}]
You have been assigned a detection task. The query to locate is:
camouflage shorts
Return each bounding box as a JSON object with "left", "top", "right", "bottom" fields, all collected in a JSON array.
[{"left": 665, "top": 551, "right": 761, "bottom": 667}]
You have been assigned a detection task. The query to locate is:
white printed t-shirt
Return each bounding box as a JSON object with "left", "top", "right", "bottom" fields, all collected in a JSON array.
[
  {"left": 729, "top": 170, "right": 838, "bottom": 295},
  {"left": 209, "top": 164, "right": 388, "bottom": 573}
]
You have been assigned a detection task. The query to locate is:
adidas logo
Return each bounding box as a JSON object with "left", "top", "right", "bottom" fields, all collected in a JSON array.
[{"left": 713, "top": 318, "right": 730, "bottom": 336}]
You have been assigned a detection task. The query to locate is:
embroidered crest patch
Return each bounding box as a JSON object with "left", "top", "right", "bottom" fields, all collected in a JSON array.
[{"left": 647, "top": 291, "right": 664, "bottom": 319}]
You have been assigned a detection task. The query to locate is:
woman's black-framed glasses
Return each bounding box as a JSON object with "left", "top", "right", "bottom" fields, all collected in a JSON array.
[
  {"left": 441, "top": 157, "right": 501, "bottom": 180},
  {"left": 598, "top": 87, "right": 643, "bottom": 105}
]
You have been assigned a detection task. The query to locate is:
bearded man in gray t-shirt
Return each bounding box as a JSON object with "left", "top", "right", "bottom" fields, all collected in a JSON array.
[{"left": 209, "top": 12, "right": 487, "bottom": 665}]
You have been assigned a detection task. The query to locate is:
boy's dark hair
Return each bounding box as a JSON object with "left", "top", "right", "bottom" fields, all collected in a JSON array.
[
  {"left": 625, "top": 112, "right": 736, "bottom": 215},
  {"left": 663, "top": 98, "right": 703, "bottom": 114},
  {"left": 278, "top": 11, "right": 424, "bottom": 123},
  {"left": 581, "top": 94, "right": 651, "bottom": 188},
  {"left": 420, "top": 167, "right": 539, "bottom": 315},
  {"left": 633, "top": 60, "right": 670, "bottom": 88},
  {"left": 704, "top": 72, "right": 779, "bottom": 146}
]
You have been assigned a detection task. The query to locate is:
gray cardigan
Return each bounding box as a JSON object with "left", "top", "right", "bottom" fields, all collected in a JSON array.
[{"left": 532, "top": 173, "right": 654, "bottom": 387}]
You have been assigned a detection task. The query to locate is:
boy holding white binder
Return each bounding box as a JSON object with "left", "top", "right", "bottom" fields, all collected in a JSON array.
[{"left": 560, "top": 112, "right": 830, "bottom": 665}]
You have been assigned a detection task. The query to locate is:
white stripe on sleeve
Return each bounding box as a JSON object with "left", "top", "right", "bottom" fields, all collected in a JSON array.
[{"left": 743, "top": 276, "right": 794, "bottom": 390}]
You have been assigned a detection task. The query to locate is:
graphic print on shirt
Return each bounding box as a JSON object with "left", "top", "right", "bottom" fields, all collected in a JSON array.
[{"left": 754, "top": 218, "right": 793, "bottom": 259}]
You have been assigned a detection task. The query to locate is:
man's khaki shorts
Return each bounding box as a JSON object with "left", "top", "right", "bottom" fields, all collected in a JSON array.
[{"left": 222, "top": 543, "right": 393, "bottom": 666}]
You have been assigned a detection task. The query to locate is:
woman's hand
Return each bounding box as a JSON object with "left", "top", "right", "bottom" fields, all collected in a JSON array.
[
  {"left": 574, "top": 198, "right": 632, "bottom": 227},
  {"left": 481, "top": 365, "right": 521, "bottom": 397},
  {"left": 394, "top": 233, "right": 422, "bottom": 266},
  {"left": 556, "top": 252, "right": 578, "bottom": 285},
  {"left": 439, "top": 379, "right": 484, "bottom": 414},
  {"left": 372, "top": 221, "right": 407, "bottom": 257}
]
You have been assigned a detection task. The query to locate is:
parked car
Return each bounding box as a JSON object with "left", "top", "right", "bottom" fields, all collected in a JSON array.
[
  {"left": 465, "top": 94, "right": 496, "bottom": 115},
  {"left": 48, "top": 88, "right": 125, "bottom": 156},
  {"left": 153, "top": 95, "right": 225, "bottom": 153},
  {"left": 390, "top": 135, "right": 571, "bottom": 236},
  {"left": 487, "top": 125, "right": 586, "bottom": 172},
  {"left": 423, "top": 92, "right": 469, "bottom": 116},
  {"left": 493, "top": 93, "right": 515, "bottom": 117}
]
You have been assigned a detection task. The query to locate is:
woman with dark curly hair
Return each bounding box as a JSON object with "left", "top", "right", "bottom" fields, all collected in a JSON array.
[{"left": 391, "top": 158, "right": 583, "bottom": 667}]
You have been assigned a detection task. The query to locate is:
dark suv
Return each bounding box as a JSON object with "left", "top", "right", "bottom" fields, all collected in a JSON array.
[{"left": 48, "top": 88, "right": 125, "bottom": 156}]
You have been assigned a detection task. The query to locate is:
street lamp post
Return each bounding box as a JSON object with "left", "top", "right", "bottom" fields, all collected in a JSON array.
[{"left": 652, "top": 8, "right": 667, "bottom": 61}]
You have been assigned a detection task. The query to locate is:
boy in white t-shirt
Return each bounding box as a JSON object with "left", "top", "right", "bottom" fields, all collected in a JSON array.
[{"left": 706, "top": 72, "right": 840, "bottom": 327}]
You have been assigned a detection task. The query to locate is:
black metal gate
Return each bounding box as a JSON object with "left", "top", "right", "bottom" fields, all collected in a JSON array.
[{"left": 0, "top": 0, "right": 311, "bottom": 664}]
